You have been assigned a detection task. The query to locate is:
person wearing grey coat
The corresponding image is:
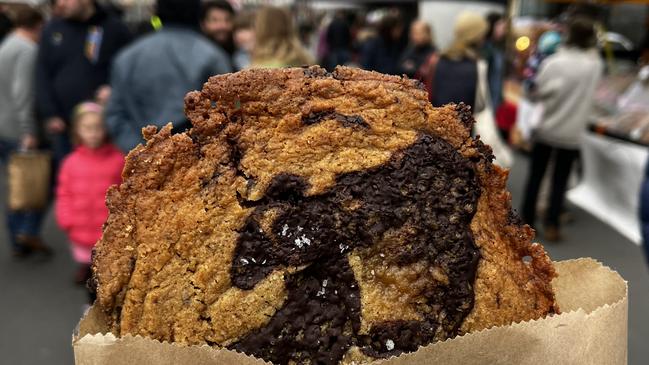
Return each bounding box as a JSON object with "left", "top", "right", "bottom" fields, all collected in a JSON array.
[
  {"left": 105, "top": 0, "right": 231, "bottom": 153},
  {"left": 0, "top": 6, "right": 52, "bottom": 257}
]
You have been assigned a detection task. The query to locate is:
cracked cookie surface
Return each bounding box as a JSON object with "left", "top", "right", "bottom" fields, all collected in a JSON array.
[{"left": 92, "top": 66, "right": 556, "bottom": 365}]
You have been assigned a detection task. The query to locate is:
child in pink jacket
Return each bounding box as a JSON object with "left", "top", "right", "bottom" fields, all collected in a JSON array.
[{"left": 56, "top": 102, "right": 125, "bottom": 286}]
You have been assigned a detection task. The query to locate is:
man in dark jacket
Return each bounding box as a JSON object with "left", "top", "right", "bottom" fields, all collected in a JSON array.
[
  {"left": 322, "top": 11, "right": 352, "bottom": 71},
  {"left": 105, "top": 0, "right": 231, "bottom": 153},
  {"left": 36, "top": 0, "right": 130, "bottom": 163},
  {"left": 360, "top": 14, "right": 404, "bottom": 75}
]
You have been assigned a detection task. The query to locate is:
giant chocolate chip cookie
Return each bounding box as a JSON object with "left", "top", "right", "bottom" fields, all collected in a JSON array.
[{"left": 92, "top": 66, "right": 557, "bottom": 365}]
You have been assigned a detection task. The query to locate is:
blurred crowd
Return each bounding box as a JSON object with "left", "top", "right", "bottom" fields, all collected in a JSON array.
[{"left": 0, "top": 0, "right": 623, "bottom": 297}]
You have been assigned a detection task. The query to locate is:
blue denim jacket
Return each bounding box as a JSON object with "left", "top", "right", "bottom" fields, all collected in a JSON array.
[{"left": 105, "top": 26, "right": 232, "bottom": 152}]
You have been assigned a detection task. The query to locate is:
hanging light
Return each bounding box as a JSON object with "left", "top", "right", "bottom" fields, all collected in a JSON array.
[{"left": 515, "top": 35, "right": 531, "bottom": 52}]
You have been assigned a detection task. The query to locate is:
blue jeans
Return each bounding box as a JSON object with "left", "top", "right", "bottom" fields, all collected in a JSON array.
[{"left": 0, "top": 138, "right": 45, "bottom": 252}]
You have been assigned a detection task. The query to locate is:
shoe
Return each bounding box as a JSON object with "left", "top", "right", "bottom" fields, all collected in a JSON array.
[
  {"left": 544, "top": 226, "right": 562, "bottom": 242},
  {"left": 16, "top": 235, "right": 53, "bottom": 257},
  {"left": 11, "top": 246, "right": 32, "bottom": 259},
  {"left": 560, "top": 210, "right": 576, "bottom": 225},
  {"left": 539, "top": 208, "right": 576, "bottom": 226}
]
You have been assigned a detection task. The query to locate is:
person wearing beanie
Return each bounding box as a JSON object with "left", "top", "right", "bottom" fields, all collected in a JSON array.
[
  {"left": 426, "top": 11, "right": 488, "bottom": 111},
  {"left": 105, "top": 0, "right": 232, "bottom": 153}
]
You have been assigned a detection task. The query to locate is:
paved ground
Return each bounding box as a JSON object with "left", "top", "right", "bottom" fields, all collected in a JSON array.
[{"left": 0, "top": 153, "right": 647, "bottom": 364}]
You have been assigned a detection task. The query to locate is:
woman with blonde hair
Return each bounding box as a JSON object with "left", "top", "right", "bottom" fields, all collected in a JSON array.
[
  {"left": 420, "top": 11, "right": 512, "bottom": 168},
  {"left": 421, "top": 11, "right": 488, "bottom": 111},
  {"left": 251, "top": 6, "right": 314, "bottom": 68}
]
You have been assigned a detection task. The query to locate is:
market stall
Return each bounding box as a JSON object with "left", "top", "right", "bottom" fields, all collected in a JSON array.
[{"left": 567, "top": 66, "right": 649, "bottom": 244}]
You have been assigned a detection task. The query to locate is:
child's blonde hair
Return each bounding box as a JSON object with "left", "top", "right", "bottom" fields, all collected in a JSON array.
[{"left": 71, "top": 101, "right": 105, "bottom": 145}]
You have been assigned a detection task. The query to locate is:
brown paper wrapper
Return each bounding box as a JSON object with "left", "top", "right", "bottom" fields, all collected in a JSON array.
[{"left": 73, "top": 258, "right": 628, "bottom": 365}]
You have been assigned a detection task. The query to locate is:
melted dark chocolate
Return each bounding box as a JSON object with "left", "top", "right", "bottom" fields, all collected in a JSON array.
[
  {"left": 302, "top": 111, "right": 369, "bottom": 129},
  {"left": 229, "top": 133, "right": 480, "bottom": 364},
  {"left": 507, "top": 209, "right": 525, "bottom": 227},
  {"left": 455, "top": 103, "right": 474, "bottom": 129},
  {"left": 232, "top": 256, "right": 361, "bottom": 365},
  {"left": 302, "top": 66, "right": 332, "bottom": 78}
]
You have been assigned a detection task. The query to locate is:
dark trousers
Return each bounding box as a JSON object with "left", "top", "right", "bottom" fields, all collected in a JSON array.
[
  {"left": 50, "top": 131, "right": 72, "bottom": 170},
  {"left": 46, "top": 131, "right": 72, "bottom": 200},
  {"left": 522, "top": 141, "right": 579, "bottom": 228}
]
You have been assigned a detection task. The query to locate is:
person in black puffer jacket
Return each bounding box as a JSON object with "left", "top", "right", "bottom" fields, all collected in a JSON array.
[{"left": 36, "top": 0, "right": 131, "bottom": 165}]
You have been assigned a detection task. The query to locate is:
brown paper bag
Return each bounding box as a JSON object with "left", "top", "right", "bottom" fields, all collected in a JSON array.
[
  {"left": 8, "top": 151, "right": 51, "bottom": 211},
  {"left": 73, "top": 258, "right": 628, "bottom": 365}
]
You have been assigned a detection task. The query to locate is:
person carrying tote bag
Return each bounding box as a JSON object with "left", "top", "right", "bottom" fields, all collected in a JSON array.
[
  {"left": 0, "top": 6, "right": 51, "bottom": 257},
  {"left": 420, "top": 11, "right": 512, "bottom": 168}
]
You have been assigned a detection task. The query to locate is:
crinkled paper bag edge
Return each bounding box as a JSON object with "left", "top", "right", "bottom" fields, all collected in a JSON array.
[{"left": 73, "top": 258, "right": 627, "bottom": 365}]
